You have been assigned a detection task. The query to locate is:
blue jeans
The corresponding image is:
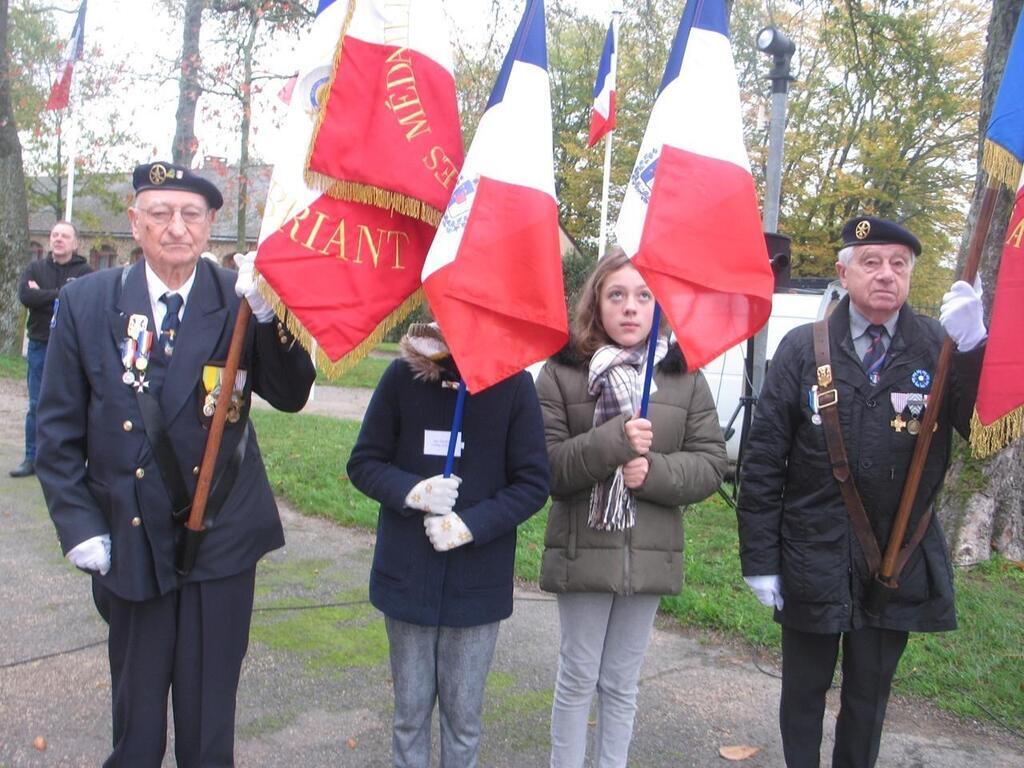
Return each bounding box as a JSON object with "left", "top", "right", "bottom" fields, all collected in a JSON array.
[
  {"left": 24, "top": 339, "right": 46, "bottom": 462},
  {"left": 384, "top": 616, "right": 500, "bottom": 768}
]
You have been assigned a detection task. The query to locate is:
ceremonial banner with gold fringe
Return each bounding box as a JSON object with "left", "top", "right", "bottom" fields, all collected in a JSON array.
[
  {"left": 972, "top": 10, "right": 1024, "bottom": 456},
  {"left": 305, "top": 0, "right": 463, "bottom": 226},
  {"left": 255, "top": 0, "right": 459, "bottom": 375},
  {"left": 971, "top": 181, "right": 1024, "bottom": 457},
  {"left": 258, "top": 196, "right": 436, "bottom": 375}
]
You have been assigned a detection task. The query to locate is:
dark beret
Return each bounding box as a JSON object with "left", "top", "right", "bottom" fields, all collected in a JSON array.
[
  {"left": 132, "top": 161, "right": 224, "bottom": 210},
  {"left": 840, "top": 215, "right": 921, "bottom": 256}
]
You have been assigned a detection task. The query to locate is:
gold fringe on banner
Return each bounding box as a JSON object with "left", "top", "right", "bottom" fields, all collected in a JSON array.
[
  {"left": 970, "top": 405, "right": 1024, "bottom": 459},
  {"left": 255, "top": 275, "right": 425, "bottom": 380},
  {"left": 302, "top": 174, "right": 443, "bottom": 228},
  {"left": 982, "top": 140, "right": 1024, "bottom": 191}
]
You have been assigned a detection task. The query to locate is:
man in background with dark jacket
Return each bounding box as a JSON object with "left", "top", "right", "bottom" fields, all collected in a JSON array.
[
  {"left": 736, "top": 216, "right": 987, "bottom": 768},
  {"left": 11, "top": 221, "right": 92, "bottom": 477}
]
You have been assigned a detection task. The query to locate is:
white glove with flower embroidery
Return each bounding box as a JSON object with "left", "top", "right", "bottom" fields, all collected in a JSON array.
[
  {"left": 424, "top": 512, "right": 473, "bottom": 552},
  {"left": 404, "top": 474, "right": 461, "bottom": 515}
]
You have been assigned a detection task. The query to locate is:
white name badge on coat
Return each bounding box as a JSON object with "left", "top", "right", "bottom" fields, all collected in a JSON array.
[{"left": 424, "top": 430, "right": 464, "bottom": 457}]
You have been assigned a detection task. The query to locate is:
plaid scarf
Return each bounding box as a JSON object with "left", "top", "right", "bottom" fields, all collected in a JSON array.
[{"left": 587, "top": 335, "right": 669, "bottom": 531}]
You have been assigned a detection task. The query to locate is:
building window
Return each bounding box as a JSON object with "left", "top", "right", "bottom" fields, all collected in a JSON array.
[{"left": 29, "top": 241, "right": 43, "bottom": 260}]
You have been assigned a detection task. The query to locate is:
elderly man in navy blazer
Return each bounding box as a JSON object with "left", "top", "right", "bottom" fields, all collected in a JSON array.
[{"left": 36, "top": 161, "right": 316, "bottom": 767}]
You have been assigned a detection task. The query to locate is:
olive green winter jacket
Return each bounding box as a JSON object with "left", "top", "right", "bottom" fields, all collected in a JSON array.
[{"left": 538, "top": 344, "right": 728, "bottom": 595}]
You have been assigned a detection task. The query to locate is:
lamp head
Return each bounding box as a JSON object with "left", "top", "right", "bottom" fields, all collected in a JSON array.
[{"left": 756, "top": 27, "right": 795, "bottom": 57}]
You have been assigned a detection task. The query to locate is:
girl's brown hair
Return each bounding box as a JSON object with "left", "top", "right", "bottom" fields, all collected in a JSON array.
[{"left": 572, "top": 247, "right": 649, "bottom": 358}]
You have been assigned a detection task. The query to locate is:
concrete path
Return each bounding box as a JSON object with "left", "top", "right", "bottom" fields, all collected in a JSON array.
[{"left": 1, "top": 378, "right": 1021, "bottom": 767}]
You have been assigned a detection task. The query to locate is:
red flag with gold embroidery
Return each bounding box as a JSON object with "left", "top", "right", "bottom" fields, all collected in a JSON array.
[
  {"left": 973, "top": 183, "right": 1024, "bottom": 454},
  {"left": 305, "top": 0, "right": 464, "bottom": 226},
  {"left": 254, "top": 0, "right": 461, "bottom": 374}
]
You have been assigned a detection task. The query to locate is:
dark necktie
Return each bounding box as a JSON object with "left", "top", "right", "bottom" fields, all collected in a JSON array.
[
  {"left": 160, "top": 292, "right": 184, "bottom": 358},
  {"left": 861, "top": 324, "right": 886, "bottom": 384}
]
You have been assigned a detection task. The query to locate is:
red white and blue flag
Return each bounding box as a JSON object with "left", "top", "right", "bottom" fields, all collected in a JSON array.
[
  {"left": 615, "top": 0, "right": 772, "bottom": 370},
  {"left": 422, "top": 0, "right": 568, "bottom": 393},
  {"left": 588, "top": 19, "right": 618, "bottom": 147},
  {"left": 45, "top": 0, "right": 87, "bottom": 111}
]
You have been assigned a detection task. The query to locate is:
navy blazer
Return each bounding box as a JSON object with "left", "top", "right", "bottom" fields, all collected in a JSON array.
[{"left": 36, "top": 258, "right": 316, "bottom": 601}]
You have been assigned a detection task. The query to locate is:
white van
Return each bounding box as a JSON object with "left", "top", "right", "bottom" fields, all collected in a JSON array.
[{"left": 702, "top": 281, "right": 843, "bottom": 462}]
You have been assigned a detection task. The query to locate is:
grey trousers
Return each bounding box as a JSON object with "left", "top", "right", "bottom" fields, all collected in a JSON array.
[
  {"left": 549, "top": 592, "right": 661, "bottom": 768},
  {"left": 384, "top": 616, "right": 500, "bottom": 768}
]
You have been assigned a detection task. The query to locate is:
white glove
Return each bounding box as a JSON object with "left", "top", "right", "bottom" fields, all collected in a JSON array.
[
  {"left": 233, "top": 251, "right": 275, "bottom": 323},
  {"left": 404, "top": 474, "right": 461, "bottom": 515},
  {"left": 745, "top": 574, "right": 784, "bottom": 610},
  {"left": 939, "top": 279, "right": 986, "bottom": 352},
  {"left": 67, "top": 534, "right": 111, "bottom": 576},
  {"left": 424, "top": 512, "right": 474, "bottom": 552}
]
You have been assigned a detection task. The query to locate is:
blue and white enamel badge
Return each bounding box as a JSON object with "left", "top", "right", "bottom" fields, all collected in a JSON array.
[{"left": 911, "top": 369, "right": 931, "bottom": 389}]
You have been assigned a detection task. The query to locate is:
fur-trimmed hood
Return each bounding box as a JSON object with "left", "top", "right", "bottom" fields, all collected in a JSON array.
[
  {"left": 551, "top": 338, "right": 687, "bottom": 374},
  {"left": 399, "top": 323, "right": 460, "bottom": 383}
]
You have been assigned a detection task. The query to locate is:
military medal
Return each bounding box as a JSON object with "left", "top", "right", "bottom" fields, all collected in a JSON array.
[
  {"left": 911, "top": 369, "right": 931, "bottom": 389},
  {"left": 905, "top": 393, "right": 927, "bottom": 435},
  {"left": 808, "top": 386, "right": 823, "bottom": 425},
  {"left": 201, "top": 365, "right": 248, "bottom": 424},
  {"left": 127, "top": 314, "right": 148, "bottom": 338}
]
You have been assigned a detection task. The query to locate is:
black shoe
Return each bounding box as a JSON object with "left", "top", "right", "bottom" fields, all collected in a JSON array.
[{"left": 9, "top": 460, "right": 35, "bottom": 478}]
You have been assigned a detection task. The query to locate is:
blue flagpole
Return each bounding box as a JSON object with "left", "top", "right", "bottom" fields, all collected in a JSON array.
[
  {"left": 444, "top": 380, "right": 468, "bottom": 477},
  {"left": 639, "top": 304, "right": 662, "bottom": 418}
]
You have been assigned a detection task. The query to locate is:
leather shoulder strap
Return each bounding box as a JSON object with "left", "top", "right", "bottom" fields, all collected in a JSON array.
[{"left": 812, "top": 320, "right": 882, "bottom": 575}]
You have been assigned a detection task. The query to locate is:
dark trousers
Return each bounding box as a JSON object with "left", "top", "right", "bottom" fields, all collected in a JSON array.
[
  {"left": 24, "top": 339, "right": 46, "bottom": 461},
  {"left": 780, "top": 626, "right": 908, "bottom": 768},
  {"left": 92, "top": 567, "right": 257, "bottom": 768}
]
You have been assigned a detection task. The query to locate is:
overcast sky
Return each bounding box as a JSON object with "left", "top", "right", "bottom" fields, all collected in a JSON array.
[{"left": 49, "top": 0, "right": 616, "bottom": 167}]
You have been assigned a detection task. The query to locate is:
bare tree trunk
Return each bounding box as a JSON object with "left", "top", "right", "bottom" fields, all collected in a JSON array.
[
  {"left": 0, "top": 0, "right": 30, "bottom": 353},
  {"left": 172, "top": 0, "right": 204, "bottom": 167},
  {"left": 938, "top": 0, "right": 1024, "bottom": 564},
  {"left": 235, "top": 12, "right": 257, "bottom": 253}
]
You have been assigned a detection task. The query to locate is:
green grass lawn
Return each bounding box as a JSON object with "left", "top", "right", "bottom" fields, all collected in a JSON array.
[
  {"left": 317, "top": 355, "right": 390, "bottom": 389},
  {"left": 251, "top": 409, "right": 1024, "bottom": 732},
  {"left": 0, "top": 353, "right": 26, "bottom": 380}
]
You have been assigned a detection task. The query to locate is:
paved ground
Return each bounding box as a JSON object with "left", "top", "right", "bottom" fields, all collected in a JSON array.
[{"left": 1, "top": 377, "right": 1022, "bottom": 767}]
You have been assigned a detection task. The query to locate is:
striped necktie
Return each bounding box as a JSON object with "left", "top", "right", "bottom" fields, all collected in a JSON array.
[{"left": 861, "top": 324, "right": 886, "bottom": 384}]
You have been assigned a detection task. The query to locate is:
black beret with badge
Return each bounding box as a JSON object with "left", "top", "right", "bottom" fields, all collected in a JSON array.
[
  {"left": 840, "top": 215, "right": 921, "bottom": 256},
  {"left": 132, "top": 161, "right": 224, "bottom": 211}
]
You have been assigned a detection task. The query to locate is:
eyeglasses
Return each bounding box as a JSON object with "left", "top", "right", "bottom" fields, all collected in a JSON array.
[{"left": 136, "top": 206, "right": 210, "bottom": 227}]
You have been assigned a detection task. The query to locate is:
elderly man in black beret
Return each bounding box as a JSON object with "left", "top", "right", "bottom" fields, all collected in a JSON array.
[
  {"left": 736, "top": 216, "right": 987, "bottom": 768},
  {"left": 36, "top": 161, "right": 316, "bottom": 767}
]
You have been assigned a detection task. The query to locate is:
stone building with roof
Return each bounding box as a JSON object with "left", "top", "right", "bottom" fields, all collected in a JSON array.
[
  {"left": 26, "top": 158, "right": 271, "bottom": 270},
  {"left": 26, "top": 157, "right": 584, "bottom": 271}
]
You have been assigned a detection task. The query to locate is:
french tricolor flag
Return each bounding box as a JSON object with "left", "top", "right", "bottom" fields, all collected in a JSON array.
[
  {"left": 615, "top": 0, "right": 773, "bottom": 370},
  {"left": 45, "top": 0, "right": 87, "bottom": 111},
  {"left": 588, "top": 19, "right": 617, "bottom": 147},
  {"left": 422, "top": 0, "right": 568, "bottom": 393}
]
